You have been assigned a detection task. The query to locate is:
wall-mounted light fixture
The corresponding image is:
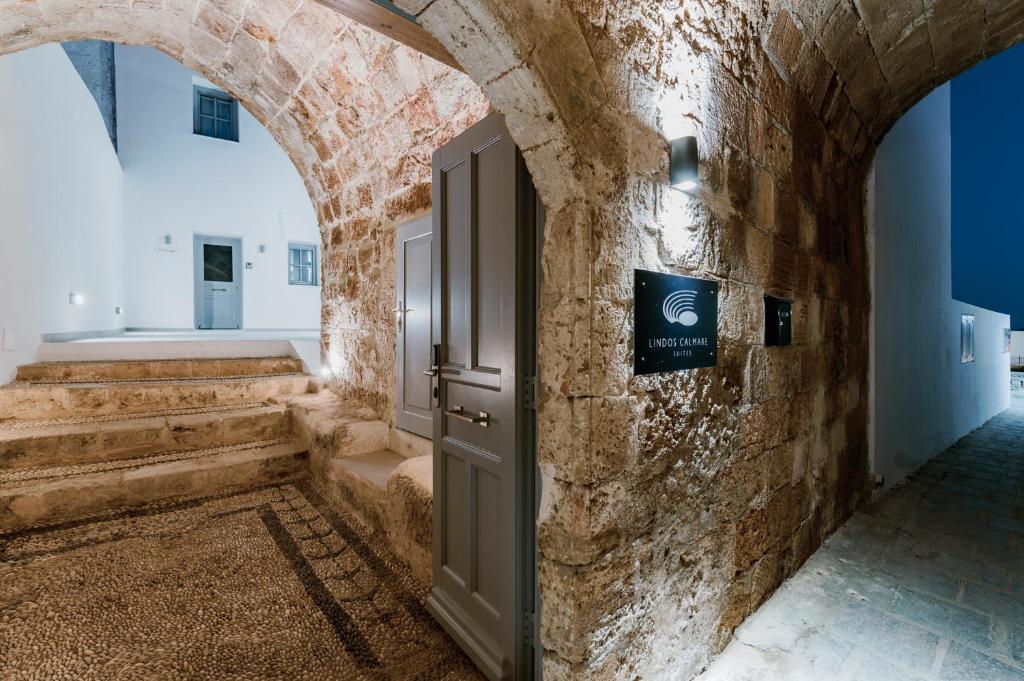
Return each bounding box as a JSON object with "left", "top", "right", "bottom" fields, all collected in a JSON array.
[
  {"left": 258, "top": 244, "right": 267, "bottom": 254},
  {"left": 164, "top": 234, "right": 173, "bottom": 246},
  {"left": 69, "top": 292, "right": 85, "bottom": 305},
  {"left": 114, "top": 306, "right": 123, "bottom": 315},
  {"left": 669, "top": 135, "right": 699, "bottom": 193}
]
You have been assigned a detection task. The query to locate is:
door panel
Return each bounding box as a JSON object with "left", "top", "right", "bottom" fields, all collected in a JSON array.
[
  {"left": 194, "top": 236, "right": 242, "bottom": 330},
  {"left": 428, "top": 112, "right": 537, "bottom": 681},
  {"left": 443, "top": 159, "right": 470, "bottom": 369},
  {"left": 395, "top": 215, "right": 434, "bottom": 438}
]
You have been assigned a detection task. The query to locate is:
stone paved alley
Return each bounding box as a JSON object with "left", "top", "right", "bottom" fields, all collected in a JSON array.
[{"left": 699, "top": 408, "right": 1024, "bottom": 681}]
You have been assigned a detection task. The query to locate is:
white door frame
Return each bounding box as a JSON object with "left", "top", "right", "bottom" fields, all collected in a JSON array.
[{"left": 193, "top": 234, "right": 244, "bottom": 330}]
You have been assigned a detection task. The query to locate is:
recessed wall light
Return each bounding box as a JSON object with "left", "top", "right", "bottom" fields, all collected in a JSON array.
[{"left": 69, "top": 292, "right": 85, "bottom": 305}]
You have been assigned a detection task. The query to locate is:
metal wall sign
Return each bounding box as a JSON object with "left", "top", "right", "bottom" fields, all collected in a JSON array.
[{"left": 634, "top": 269, "right": 718, "bottom": 375}]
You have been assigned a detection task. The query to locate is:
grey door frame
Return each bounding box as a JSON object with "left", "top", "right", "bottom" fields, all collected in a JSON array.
[
  {"left": 193, "top": 234, "right": 243, "bottom": 330},
  {"left": 395, "top": 214, "right": 434, "bottom": 439},
  {"left": 426, "top": 112, "right": 540, "bottom": 681}
]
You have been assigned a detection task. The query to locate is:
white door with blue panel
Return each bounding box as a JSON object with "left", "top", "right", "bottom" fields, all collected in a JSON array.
[{"left": 194, "top": 235, "right": 242, "bottom": 330}]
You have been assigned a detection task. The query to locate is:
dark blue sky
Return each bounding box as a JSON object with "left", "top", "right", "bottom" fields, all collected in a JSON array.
[{"left": 952, "top": 44, "right": 1024, "bottom": 328}]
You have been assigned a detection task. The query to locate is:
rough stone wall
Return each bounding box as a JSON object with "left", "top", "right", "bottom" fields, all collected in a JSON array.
[
  {"left": 403, "top": 0, "right": 1024, "bottom": 678},
  {"left": 0, "top": 0, "right": 489, "bottom": 423},
  {"left": 61, "top": 39, "right": 117, "bottom": 149},
  {"left": 318, "top": 50, "right": 490, "bottom": 420}
]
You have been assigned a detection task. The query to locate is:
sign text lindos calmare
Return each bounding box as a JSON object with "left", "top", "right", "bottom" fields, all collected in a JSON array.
[{"left": 633, "top": 269, "right": 718, "bottom": 375}]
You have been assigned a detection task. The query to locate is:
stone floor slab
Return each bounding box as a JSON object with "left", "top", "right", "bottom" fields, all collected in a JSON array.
[{"left": 698, "top": 407, "right": 1024, "bottom": 681}]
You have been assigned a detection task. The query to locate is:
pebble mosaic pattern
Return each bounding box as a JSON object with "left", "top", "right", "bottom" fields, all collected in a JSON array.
[
  {"left": 0, "top": 479, "right": 482, "bottom": 680},
  {"left": 0, "top": 401, "right": 273, "bottom": 431},
  {"left": 16, "top": 373, "right": 303, "bottom": 385},
  {"left": 699, "top": 408, "right": 1024, "bottom": 681},
  {"left": 0, "top": 438, "right": 291, "bottom": 485}
]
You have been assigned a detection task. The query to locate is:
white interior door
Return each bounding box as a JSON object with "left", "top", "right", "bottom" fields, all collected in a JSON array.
[
  {"left": 194, "top": 235, "right": 242, "bottom": 330},
  {"left": 395, "top": 215, "right": 434, "bottom": 439}
]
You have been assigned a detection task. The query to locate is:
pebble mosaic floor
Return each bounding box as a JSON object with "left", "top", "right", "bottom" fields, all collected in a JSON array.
[
  {"left": 0, "top": 479, "right": 482, "bottom": 680},
  {"left": 699, "top": 408, "right": 1024, "bottom": 681}
]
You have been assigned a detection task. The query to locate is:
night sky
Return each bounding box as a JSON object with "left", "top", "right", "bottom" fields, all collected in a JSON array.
[{"left": 951, "top": 44, "right": 1024, "bottom": 328}]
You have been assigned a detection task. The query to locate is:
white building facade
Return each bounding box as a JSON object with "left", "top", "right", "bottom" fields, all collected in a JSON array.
[{"left": 0, "top": 43, "right": 319, "bottom": 382}]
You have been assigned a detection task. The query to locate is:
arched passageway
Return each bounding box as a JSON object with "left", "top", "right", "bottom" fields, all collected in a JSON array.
[{"left": 3, "top": 0, "right": 1024, "bottom": 677}]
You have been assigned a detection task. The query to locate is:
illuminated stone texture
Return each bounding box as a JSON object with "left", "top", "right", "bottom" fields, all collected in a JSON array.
[{"left": 398, "top": 1, "right": 1024, "bottom": 678}]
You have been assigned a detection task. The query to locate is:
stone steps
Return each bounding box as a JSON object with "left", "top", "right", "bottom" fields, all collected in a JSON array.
[
  {"left": 0, "top": 403, "right": 290, "bottom": 471},
  {"left": 286, "top": 392, "right": 435, "bottom": 584},
  {"left": 384, "top": 454, "right": 433, "bottom": 584},
  {"left": 0, "top": 355, "right": 316, "bottom": 533},
  {"left": 0, "top": 374, "right": 312, "bottom": 422},
  {"left": 0, "top": 439, "right": 307, "bottom": 532},
  {"left": 14, "top": 356, "right": 305, "bottom": 384},
  {"left": 326, "top": 448, "right": 408, "bottom": 529}
]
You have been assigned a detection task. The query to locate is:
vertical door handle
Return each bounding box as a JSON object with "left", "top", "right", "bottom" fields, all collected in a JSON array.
[
  {"left": 392, "top": 300, "right": 404, "bottom": 332},
  {"left": 430, "top": 343, "right": 441, "bottom": 407}
]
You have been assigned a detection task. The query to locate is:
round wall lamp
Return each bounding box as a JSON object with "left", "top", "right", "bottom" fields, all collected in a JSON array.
[{"left": 669, "top": 135, "right": 699, "bottom": 193}]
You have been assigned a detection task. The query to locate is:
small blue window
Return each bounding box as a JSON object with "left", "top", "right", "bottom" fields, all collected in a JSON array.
[
  {"left": 193, "top": 86, "right": 238, "bottom": 142},
  {"left": 288, "top": 243, "right": 318, "bottom": 286}
]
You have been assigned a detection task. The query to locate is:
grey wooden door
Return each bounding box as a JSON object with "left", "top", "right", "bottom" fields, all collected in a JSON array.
[
  {"left": 194, "top": 235, "right": 242, "bottom": 330},
  {"left": 395, "top": 215, "right": 434, "bottom": 439},
  {"left": 428, "top": 112, "right": 538, "bottom": 680}
]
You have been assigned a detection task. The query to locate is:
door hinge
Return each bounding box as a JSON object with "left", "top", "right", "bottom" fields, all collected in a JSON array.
[
  {"left": 523, "top": 611, "right": 536, "bottom": 642},
  {"left": 525, "top": 376, "right": 538, "bottom": 410}
]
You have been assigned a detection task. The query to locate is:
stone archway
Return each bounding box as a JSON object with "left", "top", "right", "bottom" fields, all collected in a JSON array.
[
  {"left": 0, "top": 0, "right": 494, "bottom": 422},
  {"left": 398, "top": 0, "right": 1024, "bottom": 678},
  {"left": 0, "top": 0, "right": 590, "bottom": 677},
  {"left": 5, "top": 0, "right": 1021, "bottom": 677}
]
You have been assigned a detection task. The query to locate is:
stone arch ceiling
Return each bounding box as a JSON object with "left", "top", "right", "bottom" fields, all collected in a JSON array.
[
  {"left": 0, "top": 0, "right": 490, "bottom": 226},
  {"left": 781, "top": 0, "right": 1024, "bottom": 146}
]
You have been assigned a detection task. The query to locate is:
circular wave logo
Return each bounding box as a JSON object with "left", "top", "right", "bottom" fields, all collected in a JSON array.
[{"left": 663, "top": 290, "right": 699, "bottom": 327}]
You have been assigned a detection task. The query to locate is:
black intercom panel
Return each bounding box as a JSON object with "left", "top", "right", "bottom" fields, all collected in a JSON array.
[{"left": 764, "top": 295, "right": 792, "bottom": 346}]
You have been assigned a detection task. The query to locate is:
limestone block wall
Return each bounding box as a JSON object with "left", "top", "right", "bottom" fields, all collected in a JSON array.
[
  {"left": 527, "top": 5, "right": 870, "bottom": 677},
  {"left": 400, "top": 0, "right": 1024, "bottom": 675},
  {"left": 317, "top": 51, "right": 490, "bottom": 419}
]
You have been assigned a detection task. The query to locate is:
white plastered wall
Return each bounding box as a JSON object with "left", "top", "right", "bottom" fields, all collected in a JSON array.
[
  {"left": 870, "top": 82, "right": 1010, "bottom": 489},
  {"left": 115, "top": 45, "right": 320, "bottom": 331},
  {"left": 0, "top": 44, "right": 125, "bottom": 383}
]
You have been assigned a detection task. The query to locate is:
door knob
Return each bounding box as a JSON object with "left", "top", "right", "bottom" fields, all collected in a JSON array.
[{"left": 423, "top": 368, "right": 438, "bottom": 376}]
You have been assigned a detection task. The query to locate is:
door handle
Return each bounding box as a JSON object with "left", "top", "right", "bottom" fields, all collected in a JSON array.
[
  {"left": 423, "top": 369, "right": 438, "bottom": 377},
  {"left": 212, "top": 288, "right": 227, "bottom": 292},
  {"left": 430, "top": 344, "right": 441, "bottom": 408},
  {"left": 445, "top": 405, "right": 489, "bottom": 427},
  {"left": 392, "top": 301, "right": 411, "bottom": 332}
]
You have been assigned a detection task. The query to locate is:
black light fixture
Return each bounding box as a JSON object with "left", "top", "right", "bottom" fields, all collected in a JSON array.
[{"left": 669, "top": 135, "right": 699, "bottom": 192}]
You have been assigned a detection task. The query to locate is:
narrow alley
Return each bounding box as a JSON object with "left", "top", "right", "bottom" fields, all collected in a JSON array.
[{"left": 701, "top": 410, "right": 1024, "bottom": 680}]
